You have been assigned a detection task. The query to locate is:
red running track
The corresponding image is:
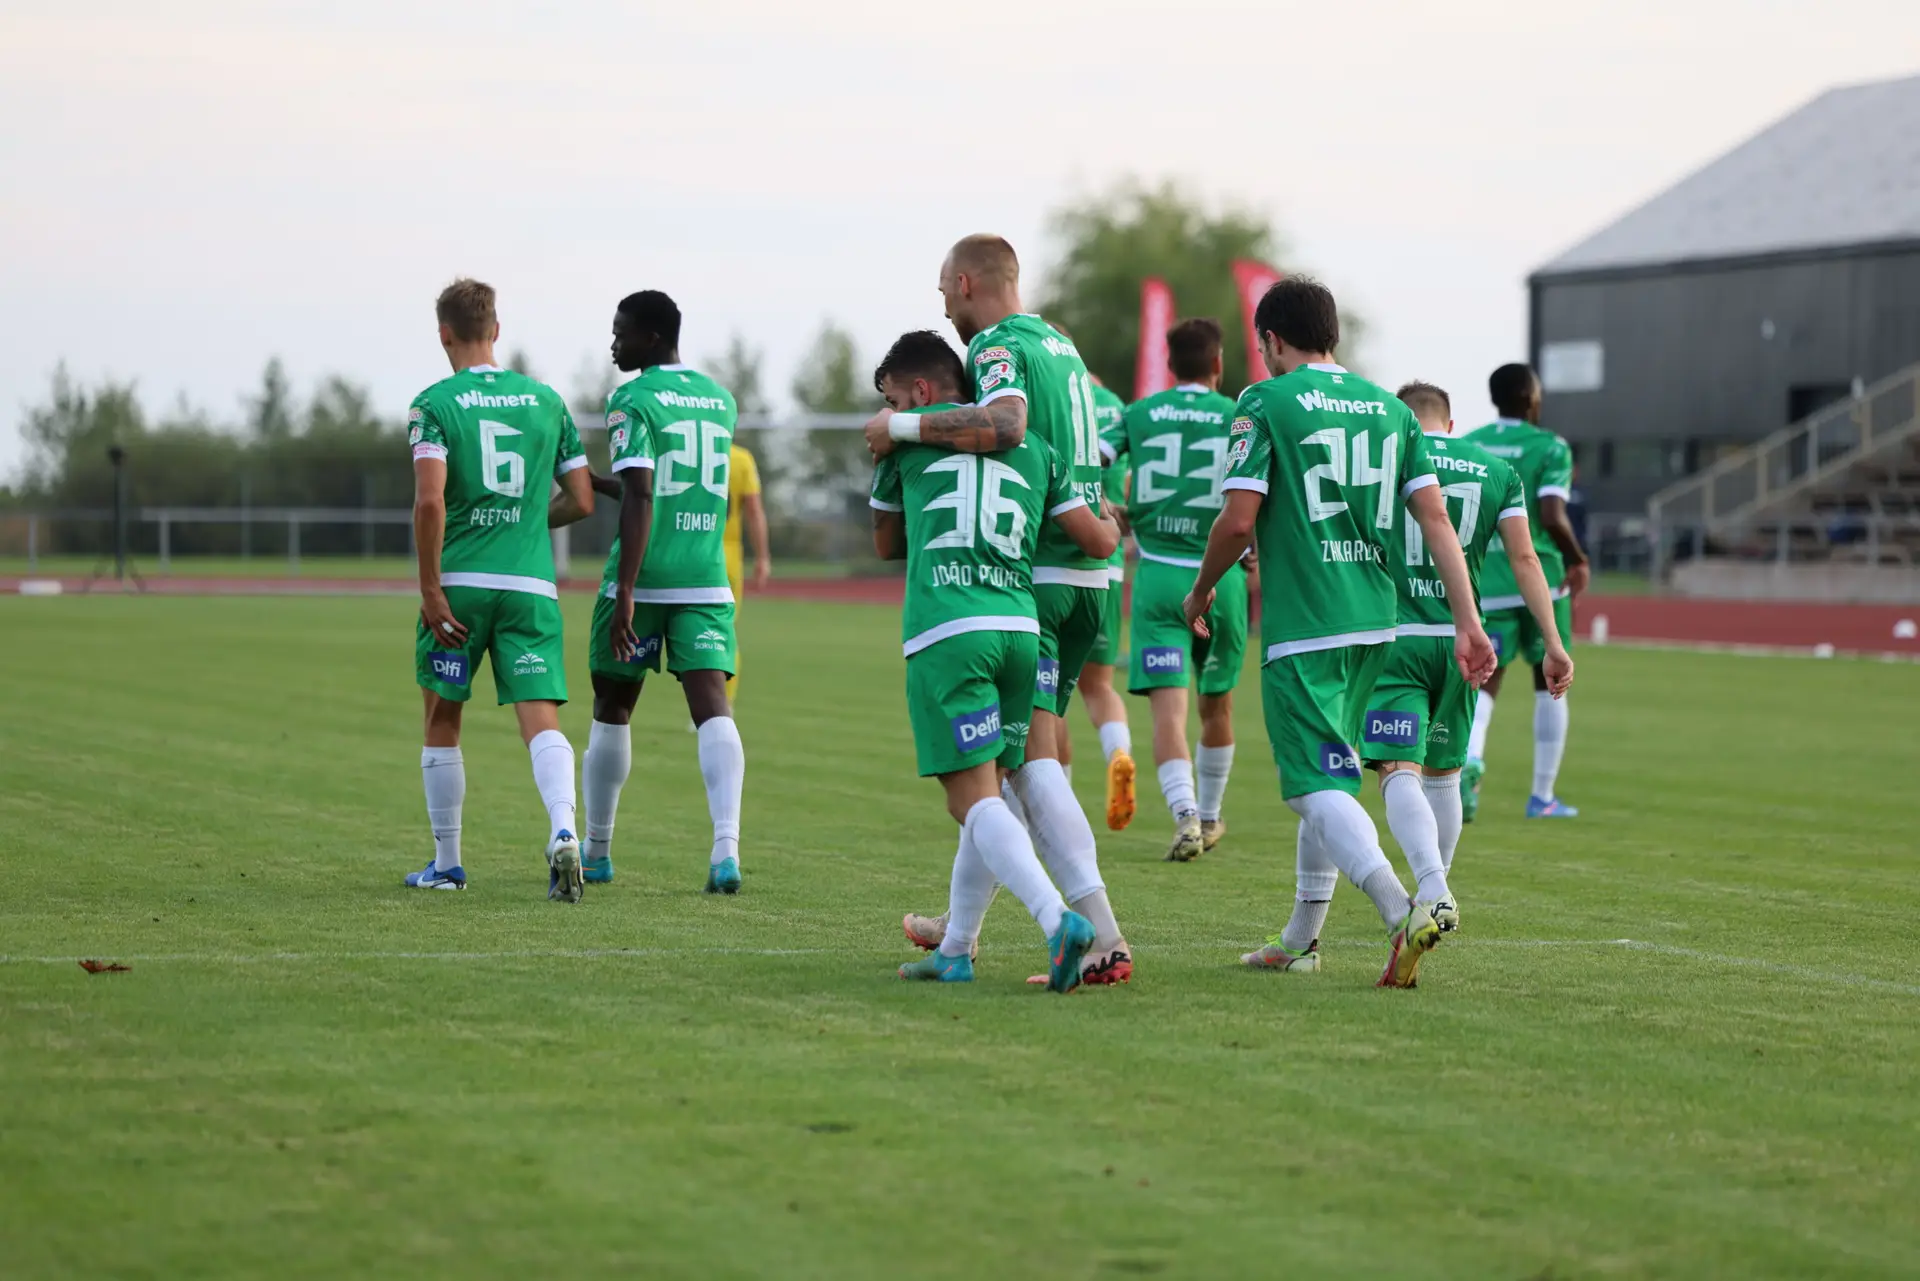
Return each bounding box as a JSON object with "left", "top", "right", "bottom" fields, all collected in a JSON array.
[{"left": 10, "top": 574, "right": 1918, "bottom": 657}]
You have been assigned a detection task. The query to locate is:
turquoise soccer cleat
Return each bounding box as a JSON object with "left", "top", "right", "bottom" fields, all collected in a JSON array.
[
  {"left": 704, "top": 856, "right": 741, "bottom": 895},
  {"left": 1460, "top": 759, "right": 1484, "bottom": 824},
  {"left": 1044, "top": 910, "right": 1097, "bottom": 993},
  {"left": 899, "top": 951, "right": 975, "bottom": 982},
  {"left": 582, "top": 852, "right": 614, "bottom": 884}
]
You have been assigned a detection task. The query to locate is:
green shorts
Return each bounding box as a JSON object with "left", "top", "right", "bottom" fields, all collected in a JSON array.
[
  {"left": 1359, "top": 633, "right": 1473, "bottom": 772},
  {"left": 589, "top": 592, "right": 737, "bottom": 682},
  {"left": 415, "top": 585, "right": 568, "bottom": 705},
  {"left": 1086, "top": 567, "right": 1126, "bottom": 667},
  {"left": 1484, "top": 594, "right": 1572, "bottom": 669},
  {"left": 1260, "top": 642, "right": 1391, "bottom": 799},
  {"left": 905, "top": 629, "right": 1038, "bottom": 777},
  {"left": 1127, "top": 558, "right": 1247, "bottom": 696},
  {"left": 1033, "top": 579, "right": 1108, "bottom": 717}
]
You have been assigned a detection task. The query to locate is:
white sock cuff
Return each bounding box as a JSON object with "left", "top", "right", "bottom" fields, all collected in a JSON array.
[
  {"left": 697, "top": 715, "right": 742, "bottom": 747},
  {"left": 1196, "top": 743, "right": 1235, "bottom": 766},
  {"left": 1097, "top": 720, "right": 1132, "bottom": 760},
  {"left": 528, "top": 728, "right": 571, "bottom": 759},
  {"left": 1422, "top": 772, "right": 1461, "bottom": 796},
  {"left": 1380, "top": 768, "right": 1422, "bottom": 798},
  {"left": 588, "top": 719, "right": 631, "bottom": 748},
  {"left": 421, "top": 746, "right": 463, "bottom": 767},
  {"left": 961, "top": 795, "right": 1009, "bottom": 836}
]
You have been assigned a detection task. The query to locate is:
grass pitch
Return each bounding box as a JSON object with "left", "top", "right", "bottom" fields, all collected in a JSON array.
[{"left": 2, "top": 594, "right": 1915, "bottom": 1280}]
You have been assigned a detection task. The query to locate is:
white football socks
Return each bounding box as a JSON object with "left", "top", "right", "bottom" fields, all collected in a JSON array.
[
  {"left": 1157, "top": 758, "right": 1197, "bottom": 819},
  {"left": 939, "top": 824, "right": 998, "bottom": 959},
  {"left": 1280, "top": 820, "right": 1335, "bottom": 953},
  {"left": 581, "top": 720, "right": 632, "bottom": 862},
  {"left": 526, "top": 730, "right": 576, "bottom": 841},
  {"left": 1000, "top": 775, "right": 1032, "bottom": 832},
  {"left": 1467, "top": 689, "right": 1495, "bottom": 762},
  {"left": 1097, "top": 720, "right": 1132, "bottom": 761},
  {"left": 1382, "top": 770, "right": 1448, "bottom": 904},
  {"left": 1195, "top": 744, "right": 1234, "bottom": 821},
  {"left": 1286, "top": 788, "right": 1410, "bottom": 928},
  {"left": 1012, "top": 759, "right": 1120, "bottom": 945},
  {"left": 696, "top": 715, "right": 745, "bottom": 866},
  {"left": 1423, "top": 772, "right": 1464, "bottom": 873},
  {"left": 420, "top": 746, "right": 465, "bottom": 871},
  {"left": 1532, "top": 693, "right": 1569, "bottom": 800},
  {"left": 964, "top": 796, "right": 1065, "bottom": 939}
]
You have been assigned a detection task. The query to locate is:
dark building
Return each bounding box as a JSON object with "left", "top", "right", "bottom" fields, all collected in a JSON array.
[{"left": 1528, "top": 72, "right": 1920, "bottom": 516}]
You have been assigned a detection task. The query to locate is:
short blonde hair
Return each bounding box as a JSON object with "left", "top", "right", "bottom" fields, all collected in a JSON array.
[{"left": 435, "top": 278, "right": 497, "bottom": 342}]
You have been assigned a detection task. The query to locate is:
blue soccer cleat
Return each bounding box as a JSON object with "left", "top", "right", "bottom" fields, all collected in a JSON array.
[
  {"left": 547, "top": 831, "right": 583, "bottom": 903},
  {"left": 704, "top": 856, "right": 741, "bottom": 895},
  {"left": 898, "top": 951, "right": 975, "bottom": 982},
  {"left": 1044, "top": 910, "right": 1097, "bottom": 993},
  {"left": 1525, "top": 795, "right": 1580, "bottom": 819},
  {"left": 582, "top": 852, "right": 614, "bottom": 884},
  {"left": 405, "top": 860, "right": 467, "bottom": 891}
]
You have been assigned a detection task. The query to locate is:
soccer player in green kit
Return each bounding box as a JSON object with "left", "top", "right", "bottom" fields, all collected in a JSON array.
[
  {"left": 1182, "top": 277, "right": 1495, "bottom": 987},
  {"left": 1462, "top": 363, "right": 1589, "bottom": 820},
  {"left": 867, "top": 234, "right": 1133, "bottom": 987},
  {"left": 868, "top": 331, "right": 1121, "bottom": 988},
  {"left": 1079, "top": 374, "right": 1138, "bottom": 832},
  {"left": 1362, "top": 382, "right": 1572, "bottom": 936},
  {"left": 1110, "top": 319, "right": 1244, "bottom": 862},
  {"left": 578, "top": 291, "right": 748, "bottom": 894},
  {"left": 404, "top": 278, "right": 596, "bottom": 899}
]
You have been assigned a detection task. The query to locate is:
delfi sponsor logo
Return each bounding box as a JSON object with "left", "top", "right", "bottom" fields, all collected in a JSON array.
[
  {"left": 951, "top": 703, "right": 1003, "bottom": 752},
  {"left": 1363, "top": 709, "right": 1421, "bottom": 747},
  {"left": 1035, "top": 658, "right": 1060, "bottom": 697},
  {"left": 428, "top": 651, "right": 471, "bottom": 686},
  {"left": 1318, "top": 742, "right": 1361, "bottom": 779},
  {"left": 1140, "top": 645, "right": 1185, "bottom": 673}
]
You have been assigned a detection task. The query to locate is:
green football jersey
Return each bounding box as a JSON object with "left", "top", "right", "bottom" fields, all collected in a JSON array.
[
  {"left": 1388, "top": 434, "right": 1527, "bottom": 632},
  {"left": 1117, "top": 383, "right": 1236, "bottom": 565},
  {"left": 1462, "top": 418, "right": 1575, "bottom": 608},
  {"left": 870, "top": 407, "right": 1080, "bottom": 656},
  {"left": 1221, "top": 364, "right": 1436, "bottom": 658},
  {"left": 408, "top": 364, "right": 586, "bottom": 597},
  {"left": 599, "top": 364, "right": 739, "bottom": 603},
  {"left": 1091, "top": 382, "right": 1128, "bottom": 575},
  {"left": 965, "top": 315, "right": 1106, "bottom": 581}
]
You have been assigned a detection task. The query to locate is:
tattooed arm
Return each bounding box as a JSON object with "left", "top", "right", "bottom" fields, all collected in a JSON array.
[{"left": 863, "top": 396, "right": 1027, "bottom": 458}]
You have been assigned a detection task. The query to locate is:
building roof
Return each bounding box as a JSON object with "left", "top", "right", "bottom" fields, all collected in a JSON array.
[{"left": 1536, "top": 73, "right": 1920, "bottom": 278}]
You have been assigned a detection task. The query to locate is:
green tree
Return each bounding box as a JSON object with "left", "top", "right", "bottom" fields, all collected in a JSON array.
[
  {"left": 789, "top": 322, "right": 878, "bottom": 522},
  {"left": 1036, "top": 181, "right": 1364, "bottom": 395},
  {"left": 245, "top": 357, "right": 296, "bottom": 441},
  {"left": 790, "top": 323, "right": 872, "bottom": 415},
  {"left": 706, "top": 333, "right": 769, "bottom": 419}
]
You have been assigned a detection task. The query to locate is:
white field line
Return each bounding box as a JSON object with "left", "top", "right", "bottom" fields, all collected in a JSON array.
[{"left": 2, "top": 938, "right": 1915, "bottom": 996}]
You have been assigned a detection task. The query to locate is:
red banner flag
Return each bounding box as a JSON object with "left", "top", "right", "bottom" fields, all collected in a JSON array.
[
  {"left": 1133, "top": 277, "right": 1177, "bottom": 401},
  {"left": 1231, "top": 259, "right": 1284, "bottom": 386}
]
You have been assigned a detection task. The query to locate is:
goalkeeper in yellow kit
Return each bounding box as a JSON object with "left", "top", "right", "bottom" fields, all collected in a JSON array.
[{"left": 725, "top": 443, "right": 773, "bottom": 700}]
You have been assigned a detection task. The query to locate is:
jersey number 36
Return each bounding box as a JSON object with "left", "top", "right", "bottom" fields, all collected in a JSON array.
[{"left": 922, "top": 455, "right": 1031, "bottom": 557}]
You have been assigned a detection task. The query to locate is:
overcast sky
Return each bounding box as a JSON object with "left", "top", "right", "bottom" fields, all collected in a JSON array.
[{"left": 3, "top": 0, "right": 1916, "bottom": 478}]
